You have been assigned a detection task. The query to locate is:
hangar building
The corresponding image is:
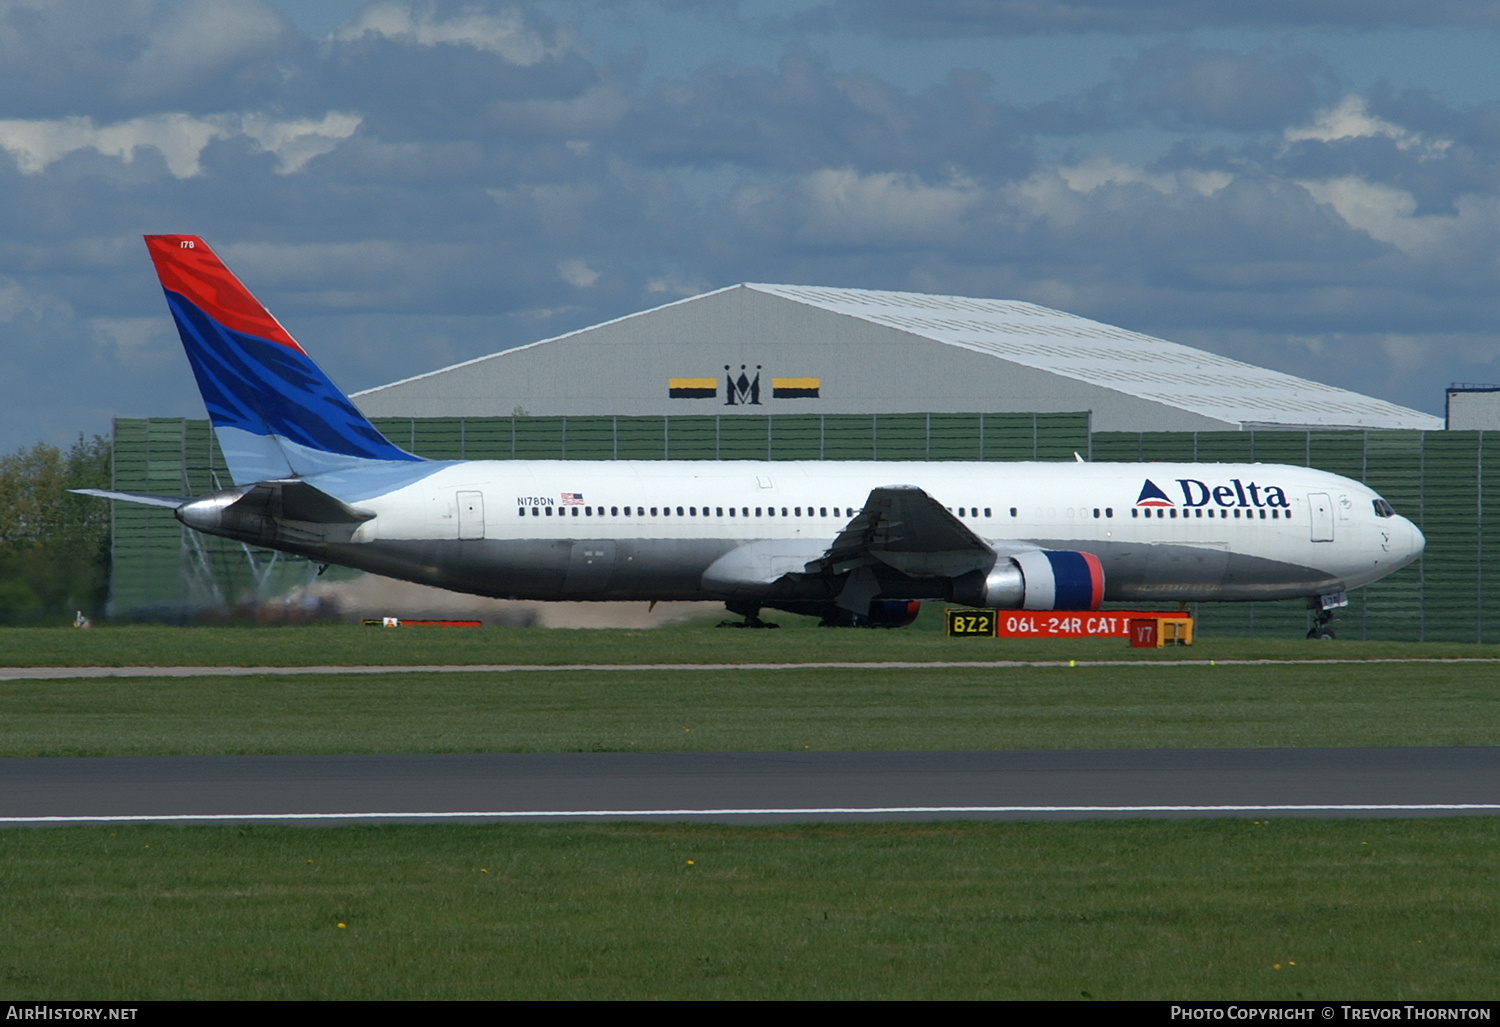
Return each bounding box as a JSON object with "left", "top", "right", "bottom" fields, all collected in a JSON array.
[{"left": 355, "top": 284, "right": 1440, "bottom": 433}]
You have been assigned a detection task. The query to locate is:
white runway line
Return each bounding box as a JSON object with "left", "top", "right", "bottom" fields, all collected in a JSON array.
[{"left": 6, "top": 803, "right": 1500, "bottom": 824}]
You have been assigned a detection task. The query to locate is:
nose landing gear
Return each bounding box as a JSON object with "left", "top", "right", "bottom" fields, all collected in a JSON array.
[
  {"left": 1307, "top": 591, "right": 1347, "bottom": 639},
  {"left": 1307, "top": 607, "right": 1336, "bottom": 639}
]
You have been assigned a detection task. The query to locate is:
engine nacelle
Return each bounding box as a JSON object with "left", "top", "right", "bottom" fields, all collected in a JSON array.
[
  {"left": 809, "top": 599, "right": 922, "bottom": 628},
  {"left": 865, "top": 599, "right": 922, "bottom": 628},
  {"left": 953, "top": 550, "right": 1104, "bottom": 610}
]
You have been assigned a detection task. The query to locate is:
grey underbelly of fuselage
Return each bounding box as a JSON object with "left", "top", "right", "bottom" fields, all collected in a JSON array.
[{"left": 302, "top": 535, "right": 1339, "bottom": 604}]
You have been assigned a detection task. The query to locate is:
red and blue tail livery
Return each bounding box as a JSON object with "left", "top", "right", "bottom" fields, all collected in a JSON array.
[{"left": 144, "top": 235, "right": 419, "bottom": 483}]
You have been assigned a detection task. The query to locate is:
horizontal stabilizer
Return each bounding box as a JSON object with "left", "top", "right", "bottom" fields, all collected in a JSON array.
[
  {"left": 230, "top": 479, "right": 375, "bottom": 525},
  {"left": 71, "top": 489, "right": 188, "bottom": 509},
  {"left": 175, "top": 479, "right": 374, "bottom": 546}
]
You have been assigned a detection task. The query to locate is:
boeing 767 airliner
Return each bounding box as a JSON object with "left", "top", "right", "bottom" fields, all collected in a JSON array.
[{"left": 80, "top": 236, "right": 1425, "bottom": 636}]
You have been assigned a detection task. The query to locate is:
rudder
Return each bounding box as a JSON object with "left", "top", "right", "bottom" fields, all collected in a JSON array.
[{"left": 144, "top": 235, "right": 419, "bottom": 484}]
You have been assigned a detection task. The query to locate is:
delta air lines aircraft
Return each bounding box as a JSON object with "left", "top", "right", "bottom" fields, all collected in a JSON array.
[{"left": 81, "top": 236, "right": 1425, "bottom": 637}]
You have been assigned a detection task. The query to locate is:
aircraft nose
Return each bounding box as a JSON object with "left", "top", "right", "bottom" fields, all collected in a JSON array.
[{"left": 1408, "top": 518, "right": 1426, "bottom": 559}]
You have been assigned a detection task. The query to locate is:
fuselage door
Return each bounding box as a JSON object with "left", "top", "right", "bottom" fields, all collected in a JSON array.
[
  {"left": 1307, "top": 492, "right": 1334, "bottom": 542},
  {"left": 457, "top": 491, "right": 485, "bottom": 540},
  {"left": 563, "top": 541, "right": 616, "bottom": 595}
]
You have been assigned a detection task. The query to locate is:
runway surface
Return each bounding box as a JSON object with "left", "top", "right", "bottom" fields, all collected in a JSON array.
[{"left": 2, "top": 747, "right": 1497, "bottom": 825}]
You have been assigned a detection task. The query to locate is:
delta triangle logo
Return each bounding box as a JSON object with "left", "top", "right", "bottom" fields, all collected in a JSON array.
[{"left": 1136, "top": 479, "right": 1174, "bottom": 507}]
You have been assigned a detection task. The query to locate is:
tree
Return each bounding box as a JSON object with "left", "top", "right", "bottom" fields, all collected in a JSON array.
[{"left": 0, "top": 436, "right": 111, "bottom": 621}]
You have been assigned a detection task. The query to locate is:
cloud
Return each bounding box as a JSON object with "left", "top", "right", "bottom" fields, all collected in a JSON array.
[
  {"left": 116, "top": 0, "right": 294, "bottom": 103},
  {"left": 735, "top": 168, "right": 986, "bottom": 248},
  {"left": 628, "top": 52, "right": 1030, "bottom": 178},
  {"left": 1104, "top": 45, "right": 1340, "bottom": 133},
  {"left": 0, "top": 112, "right": 361, "bottom": 177},
  {"left": 0, "top": 0, "right": 299, "bottom": 118},
  {"left": 1284, "top": 95, "right": 1451, "bottom": 156},
  {"left": 335, "top": 0, "right": 570, "bottom": 64},
  {"left": 814, "top": 0, "right": 1500, "bottom": 35},
  {"left": 558, "top": 259, "right": 600, "bottom": 287},
  {"left": 8, "top": 0, "right": 1500, "bottom": 450}
]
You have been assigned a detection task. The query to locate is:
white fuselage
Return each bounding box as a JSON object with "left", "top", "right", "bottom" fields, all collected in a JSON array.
[{"left": 270, "top": 459, "right": 1423, "bottom": 606}]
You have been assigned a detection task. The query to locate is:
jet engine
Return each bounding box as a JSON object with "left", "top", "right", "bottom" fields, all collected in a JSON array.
[
  {"left": 859, "top": 599, "right": 922, "bottom": 628},
  {"left": 952, "top": 550, "right": 1104, "bottom": 610},
  {"left": 766, "top": 598, "right": 923, "bottom": 628}
]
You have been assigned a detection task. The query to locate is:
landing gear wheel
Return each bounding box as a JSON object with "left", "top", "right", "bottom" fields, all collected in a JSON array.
[
  {"left": 1307, "top": 607, "right": 1337, "bottom": 640},
  {"left": 718, "top": 602, "right": 780, "bottom": 629}
]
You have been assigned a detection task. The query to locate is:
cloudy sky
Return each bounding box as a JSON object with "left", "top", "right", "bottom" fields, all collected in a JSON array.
[{"left": 4, "top": 0, "right": 1500, "bottom": 453}]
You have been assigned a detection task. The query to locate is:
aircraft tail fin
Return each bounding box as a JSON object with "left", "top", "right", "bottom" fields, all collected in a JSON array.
[{"left": 143, "top": 235, "right": 420, "bottom": 484}]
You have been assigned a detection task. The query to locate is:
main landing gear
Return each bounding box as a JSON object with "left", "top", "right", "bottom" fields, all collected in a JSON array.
[{"left": 717, "top": 601, "right": 780, "bottom": 629}]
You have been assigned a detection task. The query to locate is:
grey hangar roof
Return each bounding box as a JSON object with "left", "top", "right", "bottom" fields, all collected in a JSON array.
[{"left": 354, "top": 283, "right": 1441, "bottom": 433}]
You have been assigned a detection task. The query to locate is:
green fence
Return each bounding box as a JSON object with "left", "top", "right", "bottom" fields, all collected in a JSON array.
[{"left": 366, "top": 412, "right": 1091, "bottom": 462}]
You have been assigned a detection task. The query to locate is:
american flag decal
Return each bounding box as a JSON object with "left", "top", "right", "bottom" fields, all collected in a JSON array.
[{"left": 561, "top": 493, "right": 585, "bottom": 505}]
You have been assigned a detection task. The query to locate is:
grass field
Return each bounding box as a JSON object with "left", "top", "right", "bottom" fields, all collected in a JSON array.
[
  {"left": 1, "top": 662, "right": 1497, "bottom": 756},
  {"left": 1, "top": 819, "right": 1495, "bottom": 1000},
  {"left": 3, "top": 622, "right": 1497, "bottom": 1000}
]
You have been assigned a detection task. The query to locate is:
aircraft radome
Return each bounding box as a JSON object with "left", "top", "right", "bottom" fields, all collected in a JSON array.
[{"left": 79, "top": 236, "right": 1425, "bottom": 638}]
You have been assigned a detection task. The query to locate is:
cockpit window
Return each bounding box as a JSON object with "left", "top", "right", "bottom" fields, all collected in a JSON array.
[{"left": 1372, "top": 499, "right": 1397, "bottom": 518}]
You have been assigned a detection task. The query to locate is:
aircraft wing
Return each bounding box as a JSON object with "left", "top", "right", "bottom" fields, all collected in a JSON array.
[
  {"left": 796, "top": 485, "right": 1003, "bottom": 614},
  {"left": 806, "top": 484, "right": 997, "bottom": 579}
]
